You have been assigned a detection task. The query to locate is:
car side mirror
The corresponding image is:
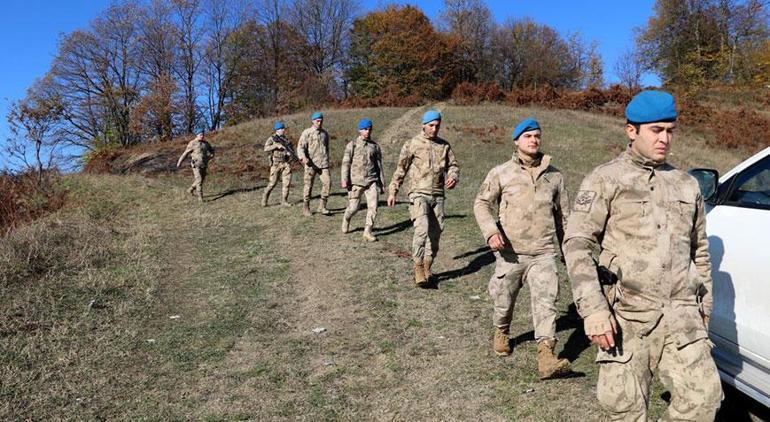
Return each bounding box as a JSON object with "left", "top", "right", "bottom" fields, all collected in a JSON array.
[{"left": 688, "top": 168, "right": 719, "bottom": 202}]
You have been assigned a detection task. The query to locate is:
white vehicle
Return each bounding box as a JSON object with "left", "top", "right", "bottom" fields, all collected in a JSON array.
[{"left": 690, "top": 146, "right": 770, "bottom": 407}]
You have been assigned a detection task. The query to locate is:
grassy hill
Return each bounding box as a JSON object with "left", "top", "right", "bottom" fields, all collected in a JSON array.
[{"left": 1, "top": 104, "right": 762, "bottom": 420}]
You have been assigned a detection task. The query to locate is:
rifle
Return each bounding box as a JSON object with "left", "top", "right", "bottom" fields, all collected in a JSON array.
[{"left": 269, "top": 135, "right": 299, "bottom": 163}]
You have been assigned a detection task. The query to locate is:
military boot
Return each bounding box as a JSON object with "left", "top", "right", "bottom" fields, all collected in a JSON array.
[
  {"left": 196, "top": 187, "right": 203, "bottom": 203},
  {"left": 341, "top": 215, "right": 351, "bottom": 234},
  {"left": 302, "top": 201, "right": 312, "bottom": 217},
  {"left": 413, "top": 263, "right": 428, "bottom": 287},
  {"left": 261, "top": 192, "right": 269, "bottom": 207},
  {"left": 280, "top": 192, "right": 292, "bottom": 207},
  {"left": 318, "top": 198, "right": 331, "bottom": 215},
  {"left": 494, "top": 327, "right": 512, "bottom": 356},
  {"left": 536, "top": 339, "right": 571, "bottom": 379},
  {"left": 423, "top": 256, "right": 434, "bottom": 282},
  {"left": 363, "top": 225, "right": 377, "bottom": 242},
  {"left": 187, "top": 186, "right": 195, "bottom": 196}
]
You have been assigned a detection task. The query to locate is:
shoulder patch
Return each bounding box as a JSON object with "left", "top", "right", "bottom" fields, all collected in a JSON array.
[{"left": 573, "top": 190, "right": 597, "bottom": 213}]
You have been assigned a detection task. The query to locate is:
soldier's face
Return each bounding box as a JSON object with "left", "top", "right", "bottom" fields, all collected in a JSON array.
[
  {"left": 359, "top": 128, "right": 371, "bottom": 138},
  {"left": 313, "top": 118, "right": 323, "bottom": 129},
  {"left": 515, "top": 129, "right": 542, "bottom": 157},
  {"left": 627, "top": 121, "right": 676, "bottom": 163},
  {"left": 423, "top": 120, "right": 441, "bottom": 139},
  {"left": 276, "top": 128, "right": 286, "bottom": 136}
]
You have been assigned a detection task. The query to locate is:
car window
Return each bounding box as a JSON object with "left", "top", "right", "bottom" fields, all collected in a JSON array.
[{"left": 726, "top": 155, "right": 770, "bottom": 208}]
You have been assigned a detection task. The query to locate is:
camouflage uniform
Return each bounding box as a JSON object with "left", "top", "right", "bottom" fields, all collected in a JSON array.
[
  {"left": 341, "top": 135, "right": 385, "bottom": 232},
  {"left": 297, "top": 125, "right": 331, "bottom": 210},
  {"left": 388, "top": 132, "right": 459, "bottom": 265},
  {"left": 474, "top": 153, "right": 569, "bottom": 341},
  {"left": 564, "top": 148, "right": 722, "bottom": 420},
  {"left": 178, "top": 138, "right": 215, "bottom": 201},
  {"left": 263, "top": 134, "right": 294, "bottom": 205}
]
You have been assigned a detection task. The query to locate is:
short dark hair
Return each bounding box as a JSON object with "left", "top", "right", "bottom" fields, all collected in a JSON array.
[{"left": 626, "top": 121, "right": 641, "bottom": 133}]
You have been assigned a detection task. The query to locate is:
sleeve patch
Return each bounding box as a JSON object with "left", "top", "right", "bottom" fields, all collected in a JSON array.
[{"left": 573, "top": 190, "right": 597, "bottom": 213}]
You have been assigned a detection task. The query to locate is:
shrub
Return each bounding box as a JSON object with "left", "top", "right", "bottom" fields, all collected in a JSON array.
[{"left": 0, "top": 171, "right": 67, "bottom": 233}]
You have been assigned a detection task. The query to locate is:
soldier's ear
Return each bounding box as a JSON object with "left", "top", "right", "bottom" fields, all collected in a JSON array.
[{"left": 625, "top": 124, "right": 638, "bottom": 141}]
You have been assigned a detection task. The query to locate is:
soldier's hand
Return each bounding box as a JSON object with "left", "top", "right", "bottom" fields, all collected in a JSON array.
[
  {"left": 387, "top": 195, "right": 396, "bottom": 207},
  {"left": 445, "top": 178, "right": 457, "bottom": 189},
  {"left": 487, "top": 233, "right": 505, "bottom": 251},
  {"left": 341, "top": 180, "right": 348, "bottom": 189},
  {"left": 584, "top": 311, "right": 618, "bottom": 351},
  {"left": 301, "top": 158, "right": 309, "bottom": 165}
]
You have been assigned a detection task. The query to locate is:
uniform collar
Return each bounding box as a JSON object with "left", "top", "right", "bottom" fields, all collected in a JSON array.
[
  {"left": 513, "top": 151, "right": 549, "bottom": 169},
  {"left": 420, "top": 132, "right": 438, "bottom": 142},
  {"left": 624, "top": 146, "right": 666, "bottom": 169},
  {"left": 356, "top": 135, "right": 370, "bottom": 143}
]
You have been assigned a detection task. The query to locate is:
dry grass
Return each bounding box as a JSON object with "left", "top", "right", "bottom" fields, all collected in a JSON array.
[{"left": 1, "top": 104, "right": 762, "bottom": 420}]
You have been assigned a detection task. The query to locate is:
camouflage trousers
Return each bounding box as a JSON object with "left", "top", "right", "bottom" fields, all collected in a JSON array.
[
  {"left": 488, "top": 251, "right": 559, "bottom": 341},
  {"left": 303, "top": 166, "right": 331, "bottom": 202},
  {"left": 344, "top": 182, "right": 379, "bottom": 228},
  {"left": 596, "top": 316, "right": 722, "bottom": 421},
  {"left": 265, "top": 162, "right": 292, "bottom": 201},
  {"left": 190, "top": 165, "right": 207, "bottom": 199},
  {"left": 409, "top": 193, "right": 444, "bottom": 264}
]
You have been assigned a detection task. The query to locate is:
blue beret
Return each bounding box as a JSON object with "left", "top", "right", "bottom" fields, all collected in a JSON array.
[
  {"left": 625, "top": 90, "right": 677, "bottom": 124},
  {"left": 273, "top": 121, "right": 285, "bottom": 130},
  {"left": 512, "top": 118, "right": 541, "bottom": 140},
  {"left": 358, "top": 118, "right": 373, "bottom": 130},
  {"left": 311, "top": 111, "right": 323, "bottom": 120},
  {"left": 422, "top": 110, "right": 442, "bottom": 124}
]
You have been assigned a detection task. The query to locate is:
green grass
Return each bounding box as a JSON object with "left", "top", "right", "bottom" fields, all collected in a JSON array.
[{"left": 0, "top": 104, "right": 754, "bottom": 420}]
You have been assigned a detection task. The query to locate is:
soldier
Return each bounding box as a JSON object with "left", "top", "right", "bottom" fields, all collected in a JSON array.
[
  {"left": 563, "top": 90, "right": 722, "bottom": 420},
  {"left": 262, "top": 121, "right": 296, "bottom": 207},
  {"left": 341, "top": 118, "right": 385, "bottom": 242},
  {"left": 176, "top": 132, "right": 215, "bottom": 202},
  {"left": 473, "top": 118, "right": 571, "bottom": 379},
  {"left": 387, "top": 110, "right": 459, "bottom": 287},
  {"left": 297, "top": 111, "right": 331, "bottom": 216}
]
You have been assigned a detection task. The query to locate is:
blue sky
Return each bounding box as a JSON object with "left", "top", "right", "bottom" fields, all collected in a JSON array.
[{"left": 0, "top": 0, "right": 657, "bottom": 168}]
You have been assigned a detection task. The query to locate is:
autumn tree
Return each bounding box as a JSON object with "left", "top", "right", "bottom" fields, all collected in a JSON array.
[
  {"left": 347, "top": 5, "right": 461, "bottom": 99},
  {"left": 137, "top": 0, "right": 179, "bottom": 141},
  {"left": 637, "top": 0, "right": 769, "bottom": 87},
  {"left": 490, "top": 19, "right": 586, "bottom": 90},
  {"left": 439, "top": 0, "right": 494, "bottom": 83}
]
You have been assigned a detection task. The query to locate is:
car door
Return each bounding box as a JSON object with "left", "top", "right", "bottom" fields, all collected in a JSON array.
[{"left": 707, "top": 152, "right": 770, "bottom": 401}]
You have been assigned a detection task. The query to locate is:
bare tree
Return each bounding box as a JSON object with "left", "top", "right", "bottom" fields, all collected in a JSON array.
[
  {"left": 288, "top": 0, "right": 357, "bottom": 95},
  {"left": 255, "top": 0, "right": 289, "bottom": 111},
  {"left": 201, "top": 0, "right": 249, "bottom": 131},
  {"left": 614, "top": 45, "right": 644, "bottom": 89},
  {"left": 6, "top": 76, "right": 65, "bottom": 182},
  {"left": 51, "top": 2, "right": 142, "bottom": 148},
  {"left": 137, "top": 0, "right": 178, "bottom": 141},
  {"left": 172, "top": 0, "right": 205, "bottom": 134}
]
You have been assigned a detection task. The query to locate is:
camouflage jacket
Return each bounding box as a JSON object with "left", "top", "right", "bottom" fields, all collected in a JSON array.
[
  {"left": 264, "top": 135, "right": 295, "bottom": 164},
  {"left": 297, "top": 126, "right": 330, "bottom": 169},
  {"left": 341, "top": 136, "right": 384, "bottom": 187},
  {"left": 179, "top": 139, "right": 215, "bottom": 168},
  {"left": 388, "top": 132, "right": 459, "bottom": 197},
  {"left": 564, "top": 148, "right": 712, "bottom": 345},
  {"left": 474, "top": 154, "right": 569, "bottom": 255}
]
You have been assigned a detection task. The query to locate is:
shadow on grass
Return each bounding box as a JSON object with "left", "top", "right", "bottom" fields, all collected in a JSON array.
[
  {"left": 509, "top": 303, "right": 591, "bottom": 363},
  {"left": 433, "top": 246, "right": 495, "bottom": 286},
  {"left": 375, "top": 214, "right": 468, "bottom": 239},
  {"left": 206, "top": 184, "right": 264, "bottom": 201}
]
